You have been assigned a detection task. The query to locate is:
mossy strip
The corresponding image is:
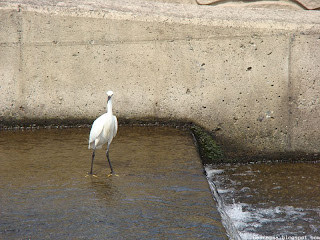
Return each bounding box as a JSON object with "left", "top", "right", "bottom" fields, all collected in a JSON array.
[{"left": 190, "top": 125, "right": 224, "bottom": 165}]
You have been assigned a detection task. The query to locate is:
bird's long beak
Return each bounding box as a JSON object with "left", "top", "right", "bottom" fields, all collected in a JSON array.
[{"left": 107, "top": 96, "right": 111, "bottom": 102}]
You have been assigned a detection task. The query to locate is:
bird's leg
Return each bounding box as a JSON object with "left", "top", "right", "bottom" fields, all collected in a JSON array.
[
  {"left": 106, "top": 146, "right": 114, "bottom": 175},
  {"left": 90, "top": 149, "right": 96, "bottom": 174}
]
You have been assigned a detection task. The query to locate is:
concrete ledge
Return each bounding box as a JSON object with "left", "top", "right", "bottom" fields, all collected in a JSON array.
[{"left": 0, "top": 0, "right": 319, "bottom": 158}]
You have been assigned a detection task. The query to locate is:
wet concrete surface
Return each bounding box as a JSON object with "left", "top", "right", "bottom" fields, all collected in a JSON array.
[
  {"left": 0, "top": 126, "right": 227, "bottom": 239},
  {"left": 207, "top": 162, "right": 320, "bottom": 239}
]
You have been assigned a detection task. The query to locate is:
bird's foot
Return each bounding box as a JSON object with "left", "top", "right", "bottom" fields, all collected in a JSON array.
[
  {"left": 85, "top": 172, "right": 98, "bottom": 178},
  {"left": 107, "top": 172, "right": 119, "bottom": 177}
]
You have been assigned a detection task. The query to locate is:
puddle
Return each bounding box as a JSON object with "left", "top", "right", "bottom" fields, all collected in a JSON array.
[{"left": 0, "top": 126, "right": 227, "bottom": 239}]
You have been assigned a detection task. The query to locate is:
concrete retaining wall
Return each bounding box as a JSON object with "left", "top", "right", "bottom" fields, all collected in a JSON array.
[{"left": 0, "top": 0, "right": 319, "bottom": 158}]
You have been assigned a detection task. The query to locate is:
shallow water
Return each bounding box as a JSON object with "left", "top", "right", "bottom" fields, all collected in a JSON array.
[
  {"left": 0, "top": 126, "right": 227, "bottom": 239},
  {"left": 206, "top": 162, "right": 320, "bottom": 239}
]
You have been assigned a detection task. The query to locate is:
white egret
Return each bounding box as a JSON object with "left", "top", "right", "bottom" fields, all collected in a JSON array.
[{"left": 88, "top": 90, "right": 118, "bottom": 175}]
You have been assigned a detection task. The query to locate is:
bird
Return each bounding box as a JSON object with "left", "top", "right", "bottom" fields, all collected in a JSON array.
[{"left": 88, "top": 90, "right": 118, "bottom": 176}]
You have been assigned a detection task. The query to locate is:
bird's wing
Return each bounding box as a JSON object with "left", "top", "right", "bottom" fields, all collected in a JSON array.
[
  {"left": 113, "top": 115, "right": 118, "bottom": 138},
  {"left": 89, "top": 113, "right": 108, "bottom": 147}
]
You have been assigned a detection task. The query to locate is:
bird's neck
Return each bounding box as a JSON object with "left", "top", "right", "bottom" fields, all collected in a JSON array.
[{"left": 107, "top": 99, "right": 113, "bottom": 115}]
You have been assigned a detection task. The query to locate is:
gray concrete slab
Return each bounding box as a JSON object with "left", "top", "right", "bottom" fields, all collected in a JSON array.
[{"left": 0, "top": 0, "right": 319, "bottom": 158}]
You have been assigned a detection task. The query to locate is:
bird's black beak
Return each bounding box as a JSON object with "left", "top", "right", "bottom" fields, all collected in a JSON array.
[{"left": 107, "top": 96, "right": 111, "bottom": 102}]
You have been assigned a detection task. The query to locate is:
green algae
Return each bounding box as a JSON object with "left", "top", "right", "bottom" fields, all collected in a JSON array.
[{"left": 190, "top": 125, "right": 224, "bottom": 165}]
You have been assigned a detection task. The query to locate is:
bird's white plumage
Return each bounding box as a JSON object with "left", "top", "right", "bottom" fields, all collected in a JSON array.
[
  {"left": 112, "top": 115, "right": 118, "bottom": 138},
  {"left": 106, "top": 90, "right": 114, "bottom": 96},
  {"left": 88, "top": 91, "right": 117, "bottom": 150}
]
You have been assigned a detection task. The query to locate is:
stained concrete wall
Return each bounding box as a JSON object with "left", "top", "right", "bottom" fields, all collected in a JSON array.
[{"left": 0, "top": 0, "right": 319, "bottom": 158}]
